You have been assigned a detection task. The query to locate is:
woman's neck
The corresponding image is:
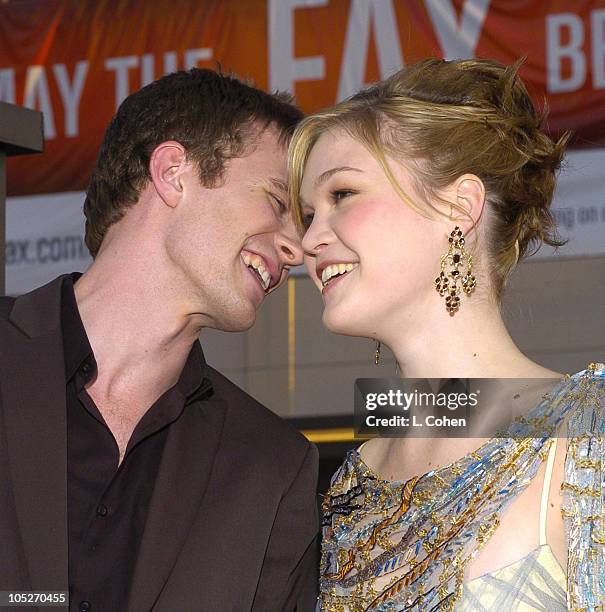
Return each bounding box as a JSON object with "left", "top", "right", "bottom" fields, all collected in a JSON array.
[{"left": 384, "top": 300, "right": 557, "bottom": 379}]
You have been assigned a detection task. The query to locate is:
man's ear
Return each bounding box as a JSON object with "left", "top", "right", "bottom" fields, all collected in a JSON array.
[{"left": 149, "top": 141, "right": 187, "bottom": 208}]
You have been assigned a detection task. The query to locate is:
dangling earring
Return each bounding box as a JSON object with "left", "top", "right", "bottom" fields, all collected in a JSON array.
[
  {"left": 435, "top": 226, "right": 476, "bottom": 315},
  {"left": 374, "top": 340, "right": 381, "bottom": 365}
]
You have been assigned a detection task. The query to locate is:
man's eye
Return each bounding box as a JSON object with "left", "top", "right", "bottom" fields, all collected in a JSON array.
[
  {"left": 270, "top": 194, "right": 287, "bottom": 213},
  {"left": 330, "top": 189, "right": 354, "bottom": 202}
]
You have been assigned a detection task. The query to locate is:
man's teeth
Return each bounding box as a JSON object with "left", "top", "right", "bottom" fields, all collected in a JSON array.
[
  {"left": 242, "top": 253, "right": 271, "bottom": 291},
  {"left": 321, "top": 263, "right": 358, "bottom": 286}
]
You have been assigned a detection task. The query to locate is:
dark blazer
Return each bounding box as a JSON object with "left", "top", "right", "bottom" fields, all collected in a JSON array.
[{"left": 0, "top": 275, "right": 319, "bottom": 612}]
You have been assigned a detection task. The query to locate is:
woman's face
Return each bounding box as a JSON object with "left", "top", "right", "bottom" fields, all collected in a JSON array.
[{"left": 299, "top": 129, "right": 451, "bottom": 338}]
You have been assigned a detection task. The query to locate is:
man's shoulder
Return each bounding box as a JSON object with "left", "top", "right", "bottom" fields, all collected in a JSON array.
[
  {"left": 0, "top": 274, "right": 69, "bottom": 329},
  {"left": 206, "top": 364, "right": 312, "bottom": 458},
  {"left": 0, "top": 295, "right": 16, "bottom": 320},
  {"left": 0, "top": 296, "right": 17, "bottom": 347}
]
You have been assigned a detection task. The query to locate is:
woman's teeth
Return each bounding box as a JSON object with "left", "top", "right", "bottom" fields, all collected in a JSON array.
[
  {"left": 321, "top": 263, "right": 358, "bottom": 287},
  {"left": 242, "top": 253, "right": 271, "bottom": 291}
]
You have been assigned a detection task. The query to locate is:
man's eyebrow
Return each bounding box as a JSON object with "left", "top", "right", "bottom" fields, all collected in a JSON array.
[
  {"left": 268, "top": 177, "right": 288, "bottom": 195},
  {"left": 314, "top": 166, "right": 363, "bottom": 189}
]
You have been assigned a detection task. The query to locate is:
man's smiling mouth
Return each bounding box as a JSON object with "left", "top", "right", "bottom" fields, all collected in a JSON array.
[{"left": 241, "top": 252, "right": 271, "bottom": 291}]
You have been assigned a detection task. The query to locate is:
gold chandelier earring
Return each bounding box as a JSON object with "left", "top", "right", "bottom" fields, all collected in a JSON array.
[{"left": 435, "top": 226, "right": 476, "bottom": 315}]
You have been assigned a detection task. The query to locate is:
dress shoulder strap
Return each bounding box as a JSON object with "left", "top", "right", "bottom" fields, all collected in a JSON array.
[{"left": 539, "top": 437, "right": 558, "bottom": 546}]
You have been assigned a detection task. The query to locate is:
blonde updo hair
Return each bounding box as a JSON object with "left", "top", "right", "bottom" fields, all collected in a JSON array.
[{"left": 288, "top": 58, "right": 570, "bottom": 300}]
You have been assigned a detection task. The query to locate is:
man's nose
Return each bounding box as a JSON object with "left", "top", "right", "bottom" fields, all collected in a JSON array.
[{"left": 275, "top": 228, "right": 304, "bottom": 267}]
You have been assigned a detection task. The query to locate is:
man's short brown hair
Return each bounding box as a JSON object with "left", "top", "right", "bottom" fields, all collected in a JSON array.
[{"left": 83, "top": 68, "right": 303, "bottom": 257}]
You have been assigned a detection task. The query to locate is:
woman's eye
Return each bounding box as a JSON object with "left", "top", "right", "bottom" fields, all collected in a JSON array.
[
  {"left": 330, "top": 189, "right": 354, "bottom": 202},
  {"left": 302, "top": 212, "right": 315, "bottom": 229}
]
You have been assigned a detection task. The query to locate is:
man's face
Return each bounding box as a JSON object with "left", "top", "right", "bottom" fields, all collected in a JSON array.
[{"left": 165, "top": 126, "right": 303, "bottom": 331}]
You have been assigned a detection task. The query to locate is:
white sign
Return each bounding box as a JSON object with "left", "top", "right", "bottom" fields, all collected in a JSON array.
[
  {"left": 6, "top": 191, "right": 91, "bottom": 296},
  {"left": 538, "top": 147, "right": 605, "bottom": 259}
]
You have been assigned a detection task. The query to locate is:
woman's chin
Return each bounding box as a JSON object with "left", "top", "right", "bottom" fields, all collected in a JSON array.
[{"left": 322, "top": 309, "right": 366, "bottom": 337}]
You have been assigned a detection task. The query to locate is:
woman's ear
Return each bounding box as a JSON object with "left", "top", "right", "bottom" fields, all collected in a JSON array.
[
  {"left": 453, "top": 173, "right": 486, "bottom": 235},
  {"left": 149, "top": 141, "right": 188, "bottom": 208}
]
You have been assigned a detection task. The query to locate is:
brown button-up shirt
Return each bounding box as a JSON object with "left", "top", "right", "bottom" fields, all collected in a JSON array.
[{"left": 62, "top": 273, "right": 209, "bottom": 612}]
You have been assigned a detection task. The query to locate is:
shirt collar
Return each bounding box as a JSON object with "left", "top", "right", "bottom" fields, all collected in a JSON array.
[
  {"left": 177, "top": 339, "right": 213, "bottom": 404},
  {"left": 61, "top": 272, "right": 92, "bottom": 382}
]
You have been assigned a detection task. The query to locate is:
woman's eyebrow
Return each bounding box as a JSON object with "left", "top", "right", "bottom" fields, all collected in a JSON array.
[
  {"left": 299, "top": 166, "right": 363, "bottom": 207},
  {"left": 314, "top": 166, "right": 363, "bottom": 188}
]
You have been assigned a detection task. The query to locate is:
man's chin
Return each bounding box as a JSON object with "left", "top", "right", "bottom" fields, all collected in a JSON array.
[
  {"left": 211, "top": 304, "right": 258, "bottom": 333},
  {"left": 226, "top": 317, "right": 257, "bottom": 333}
]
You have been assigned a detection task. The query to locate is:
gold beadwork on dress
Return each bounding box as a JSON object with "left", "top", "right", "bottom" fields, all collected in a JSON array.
[{"left": 318, "top": 364, "right": 605, "bottom": 611}]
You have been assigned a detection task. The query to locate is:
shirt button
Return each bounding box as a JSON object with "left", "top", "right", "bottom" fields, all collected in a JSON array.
[
  {"left": 81, "top": 360, "right": 92, "bottom": 374},
  {"left": 79, "top": 602, "right": 91, "bottom": 612},
  {"left": 96, "top": 504, "right": 108, "bottom": 517}
]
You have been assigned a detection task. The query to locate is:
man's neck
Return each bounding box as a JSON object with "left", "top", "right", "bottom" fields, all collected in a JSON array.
[{"left": 73, "top": 259, "right": 205, "bottom": 403}]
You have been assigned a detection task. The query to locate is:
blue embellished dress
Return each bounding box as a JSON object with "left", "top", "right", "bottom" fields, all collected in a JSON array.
[{"left": 318, "top": 364, "right": 605, "bottom": 611}]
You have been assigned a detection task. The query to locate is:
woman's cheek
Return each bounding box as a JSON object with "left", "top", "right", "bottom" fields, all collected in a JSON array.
[
  {"left": 303, "top": 255, "right": 320, "bottom": 287},
  {"left": 336, "top": 197, "right": 401, "bottom": 250}
]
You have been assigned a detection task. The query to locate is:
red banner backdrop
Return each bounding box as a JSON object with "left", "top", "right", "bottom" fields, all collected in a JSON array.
[{"left": 1, "top": 0, "right": 605, "bottom": 196}]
